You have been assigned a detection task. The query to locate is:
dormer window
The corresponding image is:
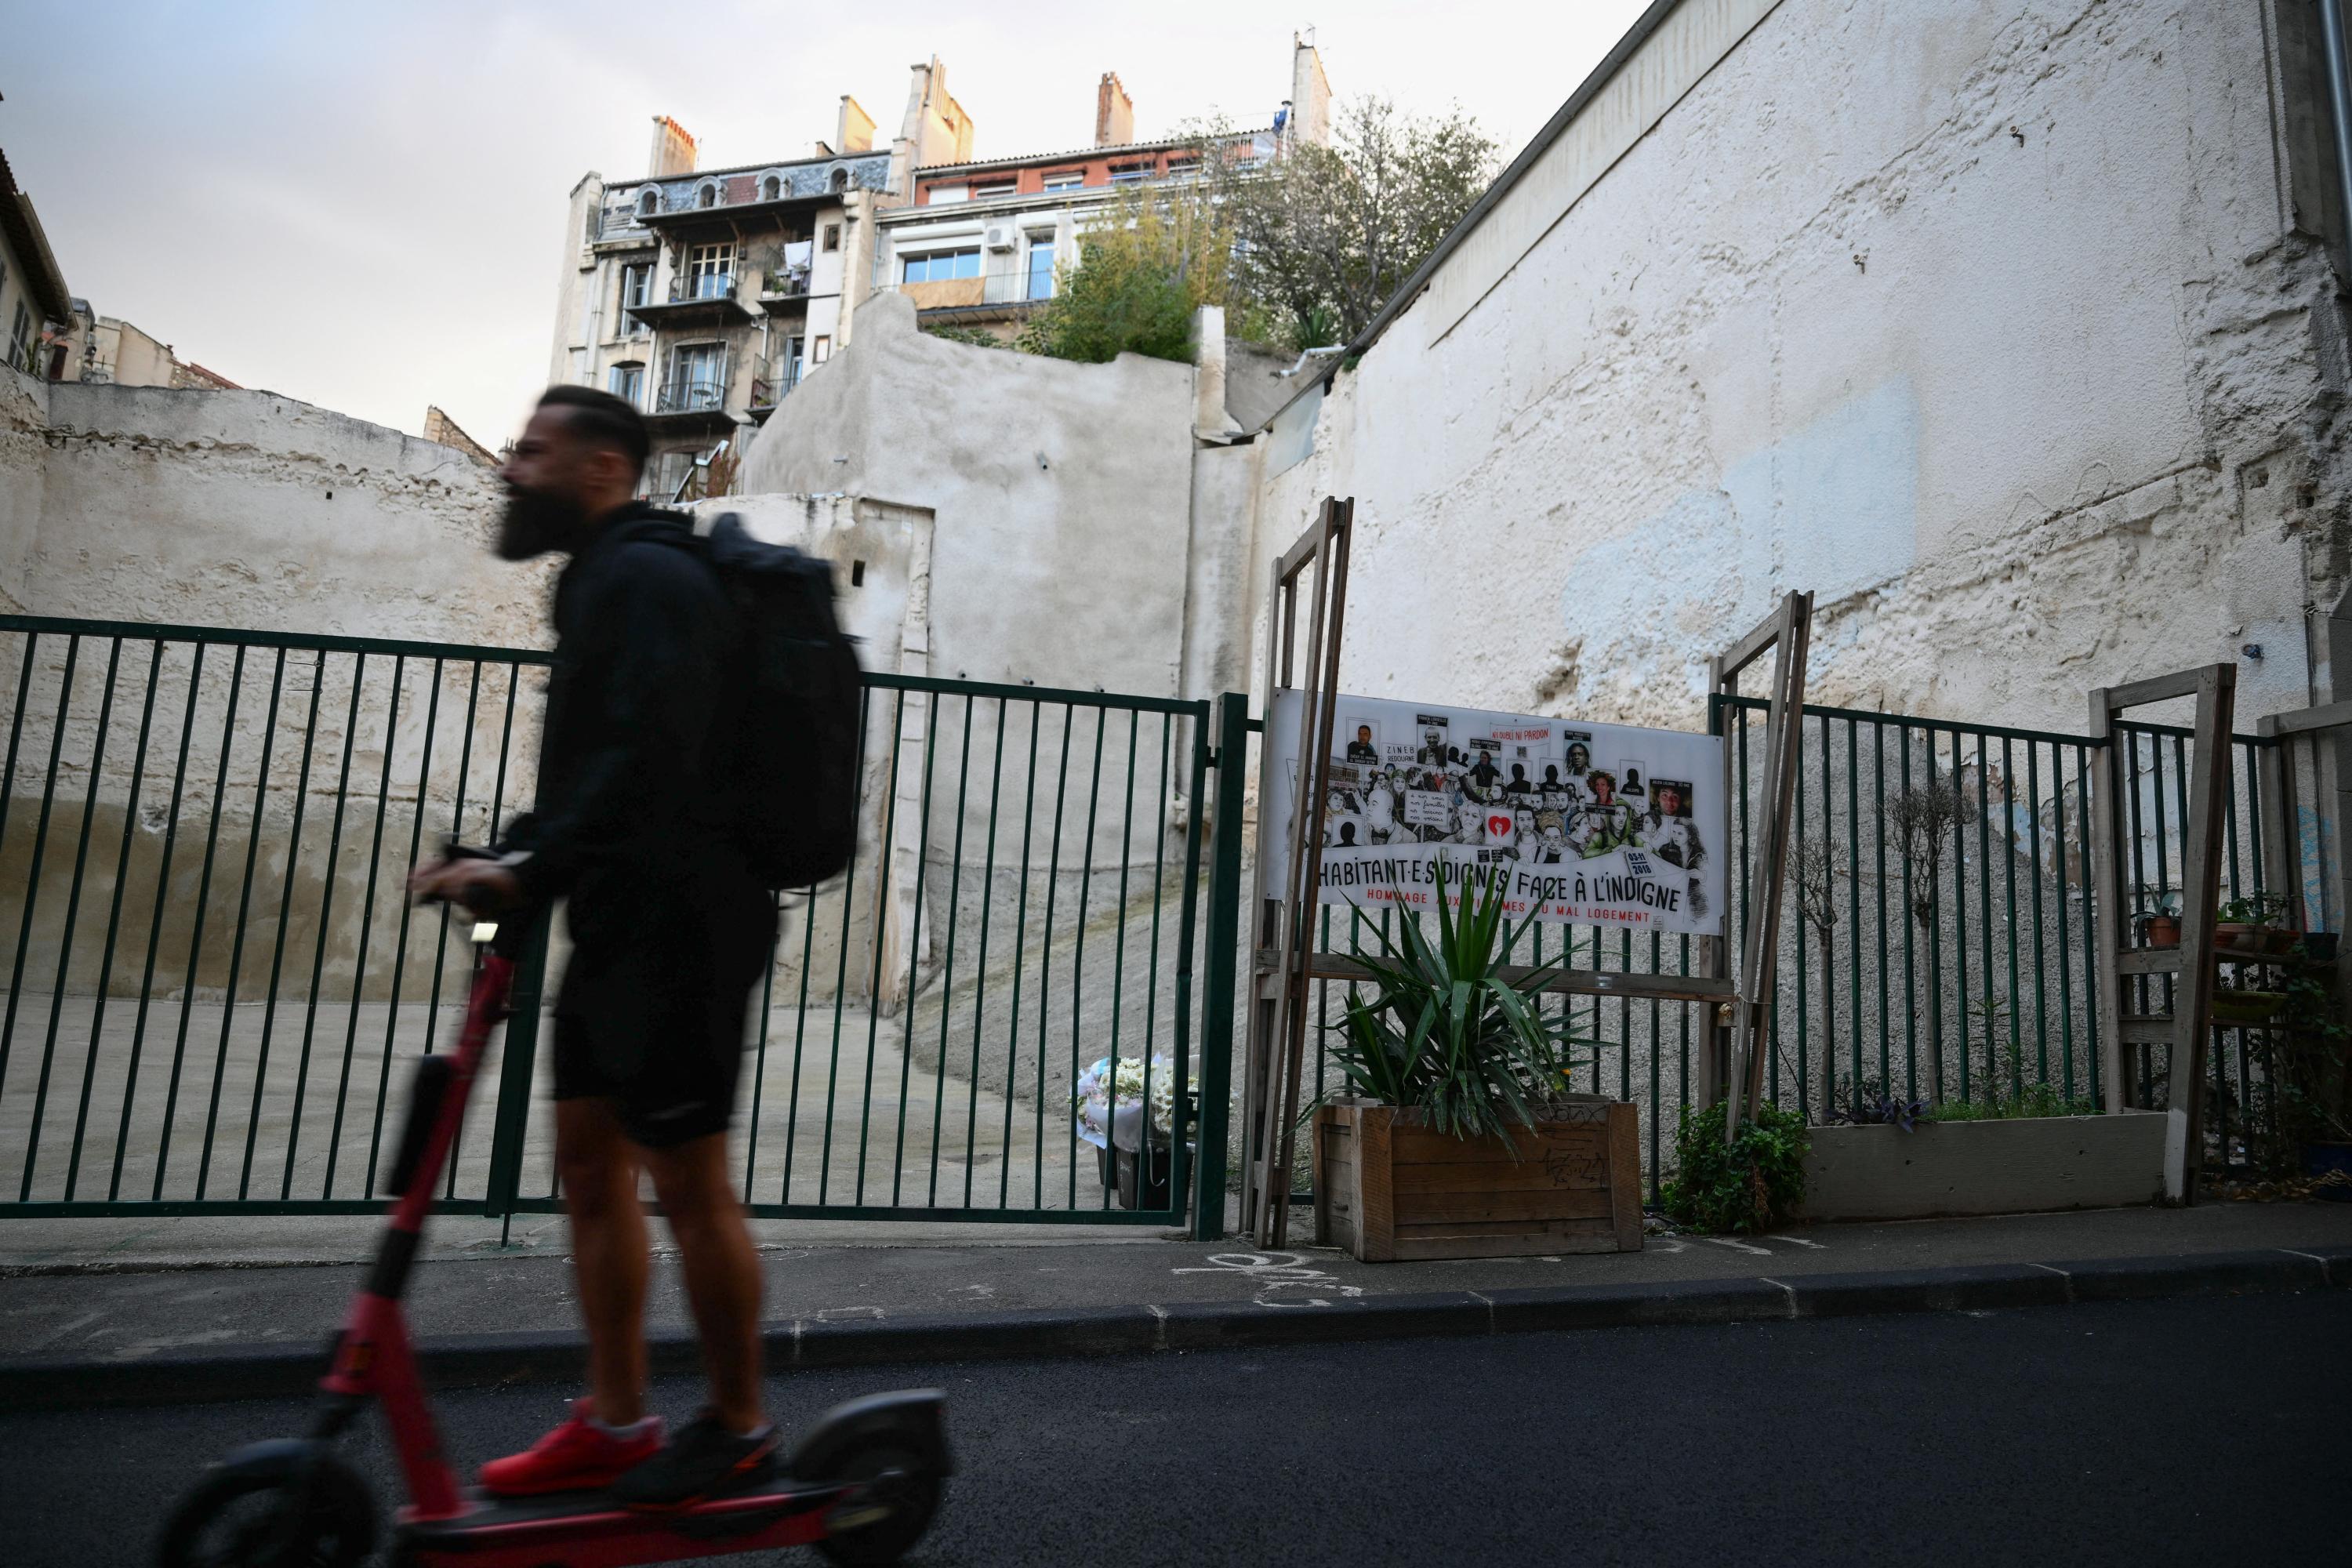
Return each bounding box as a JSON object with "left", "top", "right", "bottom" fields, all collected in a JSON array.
[
  {"left": 638, "top": 188, "right": 660, "bottom": 217},
  {"left": 697, "top": 183, "right": 719, "bottom": 209},
  {"left": 830, "top": 168, "right": 851, "bottom": 194},
  {"left": 761, "top": 175, "right": 782, "bottom": 201}
]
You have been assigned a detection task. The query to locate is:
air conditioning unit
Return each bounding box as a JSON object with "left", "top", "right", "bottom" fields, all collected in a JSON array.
[{"left": 983, "top": 223, "right": 1018, "bottom": 252}]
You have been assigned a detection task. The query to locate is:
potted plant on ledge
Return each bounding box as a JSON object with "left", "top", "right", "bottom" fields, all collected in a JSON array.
[
  {"left": 1075, "top": 1054, "right": 1195, "bottom": 1210},
  {"left": 1312, "top": 873, "right": 1642, "bottom": 1261}
]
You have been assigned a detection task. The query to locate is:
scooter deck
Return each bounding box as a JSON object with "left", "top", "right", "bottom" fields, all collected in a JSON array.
[{"left": 397, "top": 1476, "right": 849, "bottom": 1563}]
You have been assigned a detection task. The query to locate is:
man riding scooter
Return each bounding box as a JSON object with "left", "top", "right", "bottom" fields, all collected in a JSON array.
[{"left": 409, "top": 387, "right": 779, "bottom": 1509}]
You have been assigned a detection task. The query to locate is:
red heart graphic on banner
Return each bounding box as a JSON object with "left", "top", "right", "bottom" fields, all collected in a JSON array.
[{"left": 1487, "top": 814, "right": 1514, "bottom": 840}]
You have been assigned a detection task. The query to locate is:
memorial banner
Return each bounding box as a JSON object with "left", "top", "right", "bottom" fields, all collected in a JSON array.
[{"left": 1261, "top": 689, "right": 1728, "bottom": 936}]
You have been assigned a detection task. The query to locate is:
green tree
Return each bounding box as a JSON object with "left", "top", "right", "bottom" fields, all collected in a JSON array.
[
  {"left": 1018, "top": 186, "right": 1232, "bottom": 365},
  {"left": 1195, "top": 99, "right": 1501, "bottom": 352}
]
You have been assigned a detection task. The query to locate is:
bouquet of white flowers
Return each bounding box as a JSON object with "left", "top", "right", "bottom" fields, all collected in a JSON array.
[{"left": 1073, "top": 1054, "right": 1197, "bottom": 1152}]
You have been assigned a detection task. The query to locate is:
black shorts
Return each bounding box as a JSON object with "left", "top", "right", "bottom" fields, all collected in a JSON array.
[{"left": 550, "top": 851, "right": 776, "bottom": 1150}]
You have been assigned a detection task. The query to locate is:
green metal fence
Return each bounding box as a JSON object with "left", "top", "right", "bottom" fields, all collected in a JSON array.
[
  {"left": 7, "top": 610, "right": 2331, "bottom": 1226},
  {"left": 1290, "top": 693, "right": 2333, "bottom": 1200},
  {"left": 0, "top": 616, "right": 1223, "bottom": 1229}
]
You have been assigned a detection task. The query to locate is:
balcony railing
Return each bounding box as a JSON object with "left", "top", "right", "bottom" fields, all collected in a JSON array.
[
  {"left": 655, "top": 376, "right": 728, "bottom": 415},
  {"left": 670, "top": 272, "right": 738, "bottom": 303}
]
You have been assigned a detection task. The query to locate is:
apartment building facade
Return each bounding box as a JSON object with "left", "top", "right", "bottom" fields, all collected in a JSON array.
[
  {"left": 547, "top": 42, "right": 1324, "bottom": 495},
  {"left": 873, "top": 42, "right": 1327, "bottom": 339},
  {"left": 1, "top": 150, "right": 73, "bottom": 379},
  {"left": 547, "top": 61, "right": 975, "bottom": 499}
]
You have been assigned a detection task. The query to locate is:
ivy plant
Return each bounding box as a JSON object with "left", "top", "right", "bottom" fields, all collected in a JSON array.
[{"left": 1661, "top": 1099, "right": 1809, "bottom": 1234}]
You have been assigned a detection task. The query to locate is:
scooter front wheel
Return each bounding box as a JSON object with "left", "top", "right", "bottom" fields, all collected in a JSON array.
[
  {"left": 156, "top": 1445, "right": 376, "bottom": 1568},
  {"left": 815, "top": 1440, "right": 945, "bottom": 1566}
]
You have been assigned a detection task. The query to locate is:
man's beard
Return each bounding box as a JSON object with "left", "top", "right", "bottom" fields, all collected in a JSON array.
[{"left": 495, "top": 485, "right": 589, "bottom": 561}]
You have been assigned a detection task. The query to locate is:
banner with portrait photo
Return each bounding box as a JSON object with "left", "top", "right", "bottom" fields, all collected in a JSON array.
[{"left": 1262, "top": 689, "right": 1727, "bottom": 937}]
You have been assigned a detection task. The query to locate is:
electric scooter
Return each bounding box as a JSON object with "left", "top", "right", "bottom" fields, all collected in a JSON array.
[{"left": 158, "top": 880, "right": 950, "bottom": 1568}]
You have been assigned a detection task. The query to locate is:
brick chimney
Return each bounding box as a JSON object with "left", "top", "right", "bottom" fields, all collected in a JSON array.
[
  {"left": 648, "top": 115, "right": 699, "bottom": 178},
  {"left": 1094, "top": 72, "right": 1134, "bottom": 147}
]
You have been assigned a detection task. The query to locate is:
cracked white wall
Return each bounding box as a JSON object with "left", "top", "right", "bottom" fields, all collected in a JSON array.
[{"left": 1253, "top": 0, "right": 2348, "bottom": 736}]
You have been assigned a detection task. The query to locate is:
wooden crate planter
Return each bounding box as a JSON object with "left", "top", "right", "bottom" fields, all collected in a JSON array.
[
  {"left": 1798, "top": 1112, "right": 2168, "bottom": 1222},
  {"left": 1313, "top": 1097, "right": 1643, "bottom": 1261}
]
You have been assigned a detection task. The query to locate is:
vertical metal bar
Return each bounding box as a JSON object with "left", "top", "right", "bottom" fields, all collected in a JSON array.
[
  {"left": 1070, "top": 707, "right": 1109, "bottom": 1207},
  {"left": 999, "top": 699, "right": 1043, "bottom": 1209},
  {"left": 0, "top": 630, "right": 42, "bottom": 877},
  {"left": 882, "top": 691, "right": 942, "bottom": 1206},
  {"left": 22, "top": 637, "right": 122, "bottom": 1199},
  {"left": 1039, "top": 703, "right": 1074, "bottom": 1207},
  {"left": 430, "top": 665, "right": 485, "bottom": 1201},
  {"left": 1192, "top": 694, "right": 1247, "bottom": 1239},
  {"left": 1791, "top": 717, "right": 1807, "bottom": 1119},
  {"left": 467, "top": 657, "right": 532, "bottom": 1215},
  {"left": 1165, "top": 707, "right": 1206, "bottom": 1223},
  {"left": 0, "top": 633, "right": 82, "bottom": 1098},
  {"left": 1845, "top": 718, "right": 1861, "bottom": 1102},
  {"left": 152, "top": 641, "right": 230, "bottom": 1200},
  {"left": 284, "top": 653, "right": 365, "bottom": 1198},
  {"left": 235, "top": 648, "right": 325, "bottom": 1199},
  {"left": 1897, "top": 723, "right": 1917, "bottom": 1098},
  {"left": 2025, "top": 741, "right": 2049, "bottom": 1088},
  {"left": 818, "top": 681, "right": 875, "bottom": 1213},
  {"left": 76, "top": 640, "right": 165, "bottom": 1200},
  {"left": 1969, "top": 731, "right": 1990, "bottom": 1095},
  {"left": 365, "top": 657, "right": 443, "bottom": 1196},
  {"left": 1938, "top": 728, "right": 1957, "bottom": 1105},
  {"left": 921, "top": 695, "right": 976, "bottom": 1207},
  {"left": 325, "top": 655, "right": 402, "bottom": 1198},
  {"left": 776, "top": 832, "right": 823, "bottom": 1213},
  {"left": 1103, "top": 712, "right": 1143, "bottom": 1210},
  {"left": 815, "top": 684, "right": 884, "bottom": 1205},
  {"left": 2077, "top": 741, "right": 2103, "bottom": 1107},
  {"left": 741, "top": 897, "right": 781, "bottom": 1203},
  {"left": 1132, "top": 713, "right": 1174, "bottom": 1213},
  {"left": 112, "top": 639, "right": 200, "bottom": 1203},
  {"left": 194, "top": 647, "right": 287, "bottom": 1199},
  {"left": 958, "top": 699, "right": 1007, "bottom": 1208}
]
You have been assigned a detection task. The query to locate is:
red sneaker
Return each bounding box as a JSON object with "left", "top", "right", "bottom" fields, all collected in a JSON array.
[{"left": 479, "top": 1399, "right": 664, "bottom": 1497}]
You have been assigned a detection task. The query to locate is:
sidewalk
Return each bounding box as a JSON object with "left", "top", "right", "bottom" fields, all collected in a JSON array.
[{"left": 4, "top": 1200, "right": 2349, "bottom": 1407}]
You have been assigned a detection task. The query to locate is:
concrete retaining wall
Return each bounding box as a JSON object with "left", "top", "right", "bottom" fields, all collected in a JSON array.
[{"left": 1800, "top": 1113, "right": 2169, "bottom": 1221}]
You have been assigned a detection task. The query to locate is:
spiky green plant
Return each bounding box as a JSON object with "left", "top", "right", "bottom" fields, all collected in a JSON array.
[{"left": 1326, "top": 870, "right": 1589, "bottom": 1148}]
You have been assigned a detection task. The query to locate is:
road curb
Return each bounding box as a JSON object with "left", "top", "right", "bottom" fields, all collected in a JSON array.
[{"left": 4, "top": 1244, "right": 2345, "bottom": 1411}]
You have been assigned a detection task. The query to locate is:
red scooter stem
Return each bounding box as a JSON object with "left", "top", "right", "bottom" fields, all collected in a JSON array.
[{"left": 320, "top": 942, "right": 515, "bottom": 1523}]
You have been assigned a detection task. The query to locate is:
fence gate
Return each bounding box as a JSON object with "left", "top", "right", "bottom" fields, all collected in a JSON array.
[{"left": 0, "top": 616, "right": 1228, "bottom": 1233}]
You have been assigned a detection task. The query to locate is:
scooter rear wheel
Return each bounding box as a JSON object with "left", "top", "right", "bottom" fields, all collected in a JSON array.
[
  {"left": 156, "top": 1452, "right": 376, "bottom": 1568},
  {"left": 814, "top": 1441, "right": 944, "bottom": 1566}
]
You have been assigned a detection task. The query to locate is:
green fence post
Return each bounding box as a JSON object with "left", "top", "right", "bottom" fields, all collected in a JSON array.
[
  {"left": 1191, "top": 691, "right": 1250, "bottom": 1241},
  {"left": 484, "top": 903, "right": 554, "bottom": 1222}
]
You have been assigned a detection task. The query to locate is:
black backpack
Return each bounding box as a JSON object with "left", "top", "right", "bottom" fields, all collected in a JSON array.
[{"left": 693, "top": 511, "right": 864, "bottom": 890}]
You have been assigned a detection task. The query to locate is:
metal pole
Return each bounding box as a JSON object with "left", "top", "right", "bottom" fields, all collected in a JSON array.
[{"left": 1192, "top": 692, "right": 1250, "bottom": 1240}]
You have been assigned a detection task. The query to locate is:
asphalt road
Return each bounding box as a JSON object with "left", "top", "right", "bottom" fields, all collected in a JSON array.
[{"left": 2, "top": 1292, "right": 2343, "bottom": 1566}]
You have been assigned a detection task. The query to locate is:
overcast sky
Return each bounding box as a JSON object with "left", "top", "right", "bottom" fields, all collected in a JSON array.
[{"left": 6, "top": 1, "right": 1649, "bottom": 447}]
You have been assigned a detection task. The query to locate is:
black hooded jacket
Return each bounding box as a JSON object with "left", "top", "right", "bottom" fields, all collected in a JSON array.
[{"left": 501, "top": 504, "right": 746, "bottom": 924}]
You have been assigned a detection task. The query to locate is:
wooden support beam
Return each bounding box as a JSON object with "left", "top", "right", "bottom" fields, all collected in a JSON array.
[
  {"left": 1716, "top": 603, "right": 1790, "bottom": 683},
  {"left": 2165, "top": 662, "right": 2235, "bottom": 1203},
  {"left": 2098, "top": 669, "right": 2209, "bottom": 711},
  {"left": 2255, "top": 698, "right": 2352, "bottom": 739},
  {"left": 1730, "top": 590, "right": 1812, "bottom": 1134}
]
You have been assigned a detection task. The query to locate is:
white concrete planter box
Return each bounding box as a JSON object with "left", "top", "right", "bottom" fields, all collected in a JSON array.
[{"left": 1798, "top": 1112, "right": 2169, "bottom": 1222}]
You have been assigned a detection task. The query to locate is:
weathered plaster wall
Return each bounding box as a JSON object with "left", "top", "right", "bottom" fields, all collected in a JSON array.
[
  {"left": 0, "top": 383, "right": 548, "bottom": 1008},
  {"left": 1254, "top": 0, "right": 2347, "bottom": 736},
  {"left": 30, "top": 384, "right": 535, "bottom": 645},
  {"left": 0, "top": 368, "right": 45, "bottom": 613},
  {"left": 739, "top": 291, "right": 1198, "bottom": 699}
]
